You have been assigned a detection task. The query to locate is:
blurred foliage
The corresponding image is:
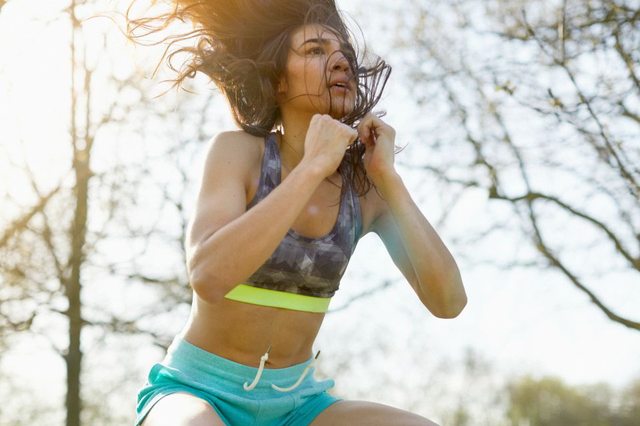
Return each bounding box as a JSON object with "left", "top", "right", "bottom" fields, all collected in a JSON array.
[{"left": 506, "top": 376, "right": 640, "bottom": 426}]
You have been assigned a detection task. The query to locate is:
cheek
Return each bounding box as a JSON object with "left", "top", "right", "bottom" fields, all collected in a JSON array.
[{"left": 290, "top": 61, "right": 326, "bottom": 90}]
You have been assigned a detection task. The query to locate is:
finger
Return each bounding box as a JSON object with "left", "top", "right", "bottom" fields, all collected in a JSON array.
[
  {"left": 367, "top": 115, "right": 387, "bottom": 132},
  {"left": 356, "top": 112, "right": 374, "bottom": 133},
  {"left": 357, "top": 113, "right": 385, "bottom": 140},
  {"left": 356, "top": 118, "right": 373, "bottom": 143},
  {"left": 342, "top": 124, "right": 358, "bottom": 143},
  {"left": 365, "top": 117, "right": 394, "bottom": 144},
  {"left": 348, "top": 129, "right": 358, "bottom": 144}
]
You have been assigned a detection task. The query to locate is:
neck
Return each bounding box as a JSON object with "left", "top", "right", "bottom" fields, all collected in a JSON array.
[{"left": 277, "top": 108, "right": 315, "bottom": 173}]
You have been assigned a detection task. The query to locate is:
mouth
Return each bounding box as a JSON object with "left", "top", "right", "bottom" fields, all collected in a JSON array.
[{"left": 329, "top": 82, "right": 351, "bottom": 93}]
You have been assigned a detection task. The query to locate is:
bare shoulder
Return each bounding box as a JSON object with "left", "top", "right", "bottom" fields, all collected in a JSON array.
[
  {"left": 211, "top": 129, "right": 262, "bottom": 145},
  {"left": 203, "top": 130, "right": 264, "bottom": 186},
  {"left": 206, "top": 130, "right": 263, "bottom": 164}
]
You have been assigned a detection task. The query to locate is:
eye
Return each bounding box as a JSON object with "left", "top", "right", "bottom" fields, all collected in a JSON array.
[{"left": 306, "top": 46, "right": 324, "bottom": 55}]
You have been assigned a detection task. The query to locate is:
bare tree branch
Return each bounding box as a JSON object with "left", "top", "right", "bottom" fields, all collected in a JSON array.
[
  {"left": 0, "top": 185, "right": 61, "bottom": 248},
  {"left": 489, "top": 190, "right": 639, "bottom": 271},
  {"left": 529, "top": 211, "right": 640, "bottom": 331},
  {"left": 400, "top": 0, "right": 639, "bottom": 331},
  {"left": 520, "top": 7, "right": 640, "bottom": 199}
]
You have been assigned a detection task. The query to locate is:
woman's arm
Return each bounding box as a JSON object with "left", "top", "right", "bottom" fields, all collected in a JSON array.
[
  {"left": 186, "top": 131, "right": 326, "bottom": 304},
  {"left": 357, "top": 113, "right": 467, "bottom": 318},
  {"left": 372, "top": 173, "right": 467, "bottom": 318},
  {"left": 187, "top": 116, "right": 357, "bottom": 304}
]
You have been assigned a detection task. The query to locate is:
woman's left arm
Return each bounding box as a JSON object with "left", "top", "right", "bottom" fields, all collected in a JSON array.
[{"left": 358, "top": 113, "right": 467, "bottom": 318}]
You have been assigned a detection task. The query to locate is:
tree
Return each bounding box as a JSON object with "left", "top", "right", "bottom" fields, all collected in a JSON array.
[
  {"left": 397, "top": 0, "right": 639, "bottom": 330},
  {"left": 618, "top": 378, "right": 640, "bottom": 424},
  {"left": 0, "top": 0, "right": 218, "bottom": 423},
  {"left": 506, "top": 375, "right": 640, "bottom": 425}
]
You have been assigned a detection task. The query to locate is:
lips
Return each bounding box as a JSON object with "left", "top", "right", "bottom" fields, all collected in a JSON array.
[{"left": 328, "top": 78, "right": 352, "bottom": 90}]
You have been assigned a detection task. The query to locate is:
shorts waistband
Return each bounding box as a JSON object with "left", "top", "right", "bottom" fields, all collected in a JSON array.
[{"left": 164, "top": 336, "right": 316, "bottom": 390}]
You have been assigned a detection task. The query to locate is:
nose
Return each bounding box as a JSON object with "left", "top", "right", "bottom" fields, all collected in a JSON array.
[{"left": 329, "top": 50, "right": 351, "bottom": 73}]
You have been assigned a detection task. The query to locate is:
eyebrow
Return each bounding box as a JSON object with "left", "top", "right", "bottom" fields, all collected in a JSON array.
[{"left": 298, "top": 37, "right": 344, "bottom": 49}]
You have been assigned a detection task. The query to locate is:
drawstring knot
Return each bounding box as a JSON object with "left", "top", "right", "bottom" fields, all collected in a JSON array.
[{"left": 243, "top": 349, "right": 321, "bottom": 393}]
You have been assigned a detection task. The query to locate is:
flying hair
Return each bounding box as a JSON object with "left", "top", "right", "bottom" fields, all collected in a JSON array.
[{"left": 125, "top": 0, "right": 393, "bottom": 196}]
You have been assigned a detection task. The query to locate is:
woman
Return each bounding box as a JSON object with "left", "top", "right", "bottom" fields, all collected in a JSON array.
[{"left": 128, "top": 1, "right": 467, "bottom": 424}]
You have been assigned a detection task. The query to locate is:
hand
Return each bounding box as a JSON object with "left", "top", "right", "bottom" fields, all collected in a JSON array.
[
  {"left": 357, "top": 112, "right": 397, "bottom": 185},
  {"left": 302, "top": 114, "right": 358, "bottom": 178}
]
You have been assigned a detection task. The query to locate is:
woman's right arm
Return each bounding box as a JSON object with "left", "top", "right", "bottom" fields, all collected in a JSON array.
[{"left": 185, "top": 131, "right": 325, "bottom": 304}]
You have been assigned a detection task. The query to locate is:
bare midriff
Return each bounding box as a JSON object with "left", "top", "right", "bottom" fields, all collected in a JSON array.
[{"left": 180, "top": 293, "right": 325, "bottom": 368}]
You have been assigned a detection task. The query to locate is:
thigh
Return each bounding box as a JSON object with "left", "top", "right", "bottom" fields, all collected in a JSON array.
[
  {"left": 141, "top": 392, "right": 226, "bottom": 426},
  {"left": 310, "top": 400, "right": 439, "bottom": 426}
]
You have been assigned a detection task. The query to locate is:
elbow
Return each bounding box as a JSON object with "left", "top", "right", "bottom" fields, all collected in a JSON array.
[
  {"left": 188, "top": 258, "right": 229, "bottom": 305},
  {"left": 420, "top": 274, "right": 467, "bottom": 319},
  {"left": 432, "top": 292, "right": 467, "bottom": 318},
  {"left": 187, "top": 242, "right": 246, "bottom": 304},
  {"left": 187, "top": 241, "right": 230, "bottom": 304}
]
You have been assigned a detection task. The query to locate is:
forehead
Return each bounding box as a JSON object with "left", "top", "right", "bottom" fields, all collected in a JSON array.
[{"left": 290, "top": 23, "right": 344, "bottom": 46}]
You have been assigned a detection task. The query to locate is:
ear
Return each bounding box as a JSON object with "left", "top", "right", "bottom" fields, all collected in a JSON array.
[{"left": 277, "top": 75, "right": 288, "bottom": 94}]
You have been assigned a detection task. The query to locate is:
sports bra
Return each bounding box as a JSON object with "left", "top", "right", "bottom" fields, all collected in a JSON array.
[{"left": 225, "top": 131, "right": 362, "bottom": 308}]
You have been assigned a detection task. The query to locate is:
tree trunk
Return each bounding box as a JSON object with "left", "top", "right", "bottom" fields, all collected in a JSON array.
[{"left": 65, "top": 0, "right": 88, "bottom": 423}]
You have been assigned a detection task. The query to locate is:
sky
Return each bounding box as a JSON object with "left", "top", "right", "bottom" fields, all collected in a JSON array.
[{"left": 1, "top": 0, "right": 639, "bottom": 423}]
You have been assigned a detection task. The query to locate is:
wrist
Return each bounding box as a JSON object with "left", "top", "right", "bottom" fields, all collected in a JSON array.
[
  {"left": 372, "top": 169, "right": 402, "bottom": 196},
  {"left": 370, "top": 166, "right": 400, "bottom": 183},
  {"left": 296, "top": 159, "right": 328, "bottom": 183}
]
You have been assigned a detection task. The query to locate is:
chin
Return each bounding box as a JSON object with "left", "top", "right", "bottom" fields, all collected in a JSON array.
[
  {"left": 328, "top": 110, "right": 349, "bottom": 120},
  {"left": 328, "top": 103, "right": 356, "bottom": 120}
]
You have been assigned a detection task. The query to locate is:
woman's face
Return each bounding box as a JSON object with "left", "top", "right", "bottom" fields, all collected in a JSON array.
[{"left": 277, "top": 23, "right": 356, "bottom": 120}]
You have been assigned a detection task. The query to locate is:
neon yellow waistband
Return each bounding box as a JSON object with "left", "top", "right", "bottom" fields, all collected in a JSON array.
[{"left": 224, "top": 284, "right": 331, "bottom": 313}]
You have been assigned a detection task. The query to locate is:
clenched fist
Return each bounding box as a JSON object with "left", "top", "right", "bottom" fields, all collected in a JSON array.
[{"left": 301, "top": 114, "right": 358, "bottom": 178}]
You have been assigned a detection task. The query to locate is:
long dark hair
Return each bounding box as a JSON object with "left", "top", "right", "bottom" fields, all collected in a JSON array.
[{"left": 126, "top": 0, "right": 392, "bottom": 196}]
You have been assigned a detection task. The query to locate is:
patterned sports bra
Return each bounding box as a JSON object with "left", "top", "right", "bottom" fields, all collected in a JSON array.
[{"left": 229, "top": 131, "right": 362, "bottom": 303}]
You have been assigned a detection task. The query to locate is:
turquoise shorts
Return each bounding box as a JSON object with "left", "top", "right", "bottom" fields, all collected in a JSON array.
[{"left": 135, "top": 336, "right": 341, "bottom": 425}]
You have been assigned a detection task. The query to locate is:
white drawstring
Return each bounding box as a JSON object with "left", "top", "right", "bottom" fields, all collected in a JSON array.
[
  {"left": 243, "top": 345, "right": 271, "bottom": 391},
  {"left": 271, "top": 350, "right": 321, "bottom": 393}
]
